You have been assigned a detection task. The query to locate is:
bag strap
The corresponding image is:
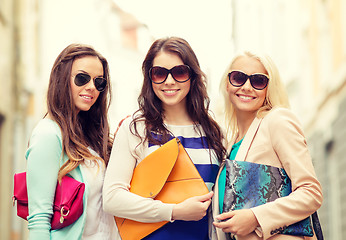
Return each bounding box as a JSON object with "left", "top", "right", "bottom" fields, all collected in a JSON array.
[
  {"left": 312, "top": 212, "right": 324, "bottom": 240},
  {"left": 234, "top": 117, "right": 263, "bottom": 162},
  {"left": 114, "top": 115, "right": 131, "bottom": 137}
]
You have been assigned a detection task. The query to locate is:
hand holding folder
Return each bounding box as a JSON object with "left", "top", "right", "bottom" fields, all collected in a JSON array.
[{"left": 114, "top": 137, "right": 209, "bottom": 240}]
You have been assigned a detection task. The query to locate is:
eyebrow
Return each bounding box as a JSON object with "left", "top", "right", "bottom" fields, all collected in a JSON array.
[{"left": 77, "top": 70, "right": 104, "bottom": 78}]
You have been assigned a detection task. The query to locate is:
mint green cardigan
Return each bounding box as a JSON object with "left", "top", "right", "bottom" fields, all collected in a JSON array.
[{"left": 26, "top": 119, "right": 89, "bottom": 240}]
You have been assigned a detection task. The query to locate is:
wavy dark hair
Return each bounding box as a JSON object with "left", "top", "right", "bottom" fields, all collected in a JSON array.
[
  {"left": 132, "top": 37, "right": 226, "bottom": 162},
  {"left": 46, "top": 43, "right": 113, "bottom": 180}
]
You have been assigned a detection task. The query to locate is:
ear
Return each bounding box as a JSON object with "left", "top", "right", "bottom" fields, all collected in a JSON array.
[{"left": 226, "top": 82, "right": 230, "bottom": 91}]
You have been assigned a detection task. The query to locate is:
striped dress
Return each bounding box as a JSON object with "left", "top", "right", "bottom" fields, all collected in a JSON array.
[{"left": 103, "top": 117, "right": 220, "bottom": 240}]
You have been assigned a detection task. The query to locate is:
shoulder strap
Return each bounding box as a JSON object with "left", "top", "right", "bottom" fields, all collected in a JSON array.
[
  {"left": 114, "top": 115, "right": 131, "bottom": 137},
  {"left": 235, "top": 117, "right": 263, "bottom": 162}
]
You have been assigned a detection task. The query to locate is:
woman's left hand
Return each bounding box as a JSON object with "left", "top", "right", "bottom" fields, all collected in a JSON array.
[{"left": 213, "top": 209, "right": 259, "bottom": 237}]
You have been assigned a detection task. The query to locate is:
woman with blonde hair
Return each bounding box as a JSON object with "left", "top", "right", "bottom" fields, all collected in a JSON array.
[
  {"left": 211, "top": 51, "right": 323, "bottom": 240},
  {"left": 220, "top": 51, "right": 290, "bottom": 142}
]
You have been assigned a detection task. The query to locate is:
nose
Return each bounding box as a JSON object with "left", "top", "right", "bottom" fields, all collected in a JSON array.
[
  {"left": 164, "top": 73, "right": 176, "bottom": 85},
  {"left": 241, "top": 78, "right": 252, "bottom": 90},
  {"left": 85, "top": 79, "right": 96, "bottom": 90}
]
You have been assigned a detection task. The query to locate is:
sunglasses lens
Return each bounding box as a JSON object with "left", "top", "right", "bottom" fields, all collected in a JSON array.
[
  {"left": 94, "top": 77, "right": 107, "bottom": 92},
  {"left": 150, "top": 67, "right": 168, "bottom": 83},
  {"left": 74, "top": 73, "right": 90, "bottom": 86},
  {"left": 229, "top": 71, "right": 247, "bottom": 86},
  {"left": 250, "top": 75, "right": 269, "bottom": 90},
  {"left": 229, "top": 71, "right": 268, "bottom": 90},
  {"left": 74, "top": 73, "right": 106, "bottom": 92},
  {"left": 171, "top": 65, "right": 191, "bottom": 82}
]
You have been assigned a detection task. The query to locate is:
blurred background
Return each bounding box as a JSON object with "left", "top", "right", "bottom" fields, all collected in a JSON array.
[{"left": 0, "top": 0, "right": 345, "bottom": 239}]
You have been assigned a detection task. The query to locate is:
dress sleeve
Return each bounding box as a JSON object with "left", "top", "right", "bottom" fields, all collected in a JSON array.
[
  {"left": 251, "top": 108, "right": 323, "bottom": 240},
  {"left": 102, "top": 118, "right": 174, "bottom": 222},
  {"left": 26, "top": 121, "right": 62, "bottom": 240}
]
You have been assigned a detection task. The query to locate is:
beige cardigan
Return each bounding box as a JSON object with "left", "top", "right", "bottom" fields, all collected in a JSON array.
[{"left": 210, "top": 108, "right": 323, "bottom": 240}]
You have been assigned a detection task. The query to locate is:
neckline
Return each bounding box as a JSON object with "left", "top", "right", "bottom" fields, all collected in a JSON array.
[{"left": 163, "top": 122, "right": 199, "bottom": 128}]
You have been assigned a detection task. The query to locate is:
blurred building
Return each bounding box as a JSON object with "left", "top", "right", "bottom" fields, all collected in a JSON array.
[
  {"left": 230, "top": 0, "right": 346, "bottom": 239},
  {"left": 301, "top": 1, "right": 346, "bottom": 239},
  {"left": 1, "top": 0, "right": 345, "bottom": 239},
  {"left": 0, "top": 0, "right": 22, "bottom": 239}
]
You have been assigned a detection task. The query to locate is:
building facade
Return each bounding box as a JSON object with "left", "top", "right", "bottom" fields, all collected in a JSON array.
[{"left": 0, "top": 0, "right": 30, "bottom": 239}]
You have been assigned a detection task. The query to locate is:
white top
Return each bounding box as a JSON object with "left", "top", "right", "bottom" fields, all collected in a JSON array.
[
  {"left": 103, "top": 117, "right": 220, "bottom": 224},
  {"left": 81, "top": 150, "right": 120, "bottom": 240}
]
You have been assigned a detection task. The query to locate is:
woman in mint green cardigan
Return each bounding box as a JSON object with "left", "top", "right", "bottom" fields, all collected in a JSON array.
[{"left": 25, "top": 44, "right": 119, "bottom": 239}]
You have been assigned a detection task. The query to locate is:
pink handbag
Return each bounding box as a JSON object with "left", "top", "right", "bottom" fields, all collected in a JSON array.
[{"left": 12, "top": 172, "right": 85, "bottom": 229}]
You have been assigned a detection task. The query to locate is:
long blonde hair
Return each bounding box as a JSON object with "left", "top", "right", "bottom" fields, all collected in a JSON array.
[{"left": 220, "top": 51, "right": 290, "bottom": 141}]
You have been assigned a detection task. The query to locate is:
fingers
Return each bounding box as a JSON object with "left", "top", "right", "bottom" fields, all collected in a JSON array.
[
  {"left": 172, "top": 192, "right": 213, "bottom": 221},
  {"left": 213, "top": 219, "right": 233, "bottom": 233},
  {"left": 196, "top": 191, "right": 213, "bottom": 209},
  {"left": 215, "top": 211, "right": 235, "bottom": 221},
  {"left": 213, "top": 211, "right": 235, "bottom": 233},
  {"left": 213, "top": 210, "right": 259, "bottom": 236},
  {"left": 201, "top": 198, "right": 212, "bottom": 209},
  {"left": 213, "top": 216, "right": 237, "bottom": 234},
  {"left": 196, "top": 191, "right": 214, "bottom": 202}
]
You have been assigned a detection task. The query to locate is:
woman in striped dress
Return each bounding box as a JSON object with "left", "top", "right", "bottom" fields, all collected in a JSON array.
[{"left": 103, "top": 36, "right": 226, "bottom": 240}]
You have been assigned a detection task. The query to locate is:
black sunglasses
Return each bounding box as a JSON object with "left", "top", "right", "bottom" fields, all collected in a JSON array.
[
  {"left": 74, "top": 73, "right": 107, "bottom": 92},
  {"left": 149, "top": 65, "right": 191, "bottom": 84},
  {"left": 228, "top": 70, "right": 269, "bottom": 90}
]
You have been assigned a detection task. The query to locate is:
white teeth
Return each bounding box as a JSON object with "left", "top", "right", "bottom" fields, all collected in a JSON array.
[
  {"left": 239, "top": 95, "right": 253, "bottom": 100},
  {"left": 82, "top": 96, "right": 91, "bottom": 99},
  {"left": 164, "top": 90, "right": 177, "bottom": 93}
]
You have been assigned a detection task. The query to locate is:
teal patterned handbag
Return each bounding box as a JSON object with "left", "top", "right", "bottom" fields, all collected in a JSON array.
[{"left": 223, "top": 160, "right": 323, "bottom": 239}]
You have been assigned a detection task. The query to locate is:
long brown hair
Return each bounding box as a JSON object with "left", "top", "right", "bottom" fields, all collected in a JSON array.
[
  {"left": 46, "top": 43, "right": 113, "bottom": 180},
  {"left": 132, "top": 37, "right": 226, "bottom": 162}
]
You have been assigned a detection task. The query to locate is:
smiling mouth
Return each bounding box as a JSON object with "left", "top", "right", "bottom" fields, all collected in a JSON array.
[
  {"left": 237, "top": 94, "right": 255, "bottom": 100},
  {"left": 163, "top": 89, "right": 179, "bottom": 93},
  {"left": 81, "top": 95, "right": 93, "bottom": 100}
]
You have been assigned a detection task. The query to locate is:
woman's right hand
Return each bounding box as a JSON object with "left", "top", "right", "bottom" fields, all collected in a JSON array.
[{"left": 171, "top": 191, "right": 213, "bottom": 221}]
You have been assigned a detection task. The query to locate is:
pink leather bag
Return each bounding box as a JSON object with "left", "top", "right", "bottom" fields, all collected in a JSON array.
[{"left": 12, "top": 172, "right": 85, "bottom": 229}]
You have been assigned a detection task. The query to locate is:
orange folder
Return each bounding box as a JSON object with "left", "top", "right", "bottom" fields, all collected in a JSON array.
[{"left": 115, "top": 137, "right": 209, "bottom": 240}]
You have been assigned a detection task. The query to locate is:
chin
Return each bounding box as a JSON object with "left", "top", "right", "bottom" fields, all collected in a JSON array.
[{"left": 77, "top": 105, "right": 92, "bottom": 112}]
